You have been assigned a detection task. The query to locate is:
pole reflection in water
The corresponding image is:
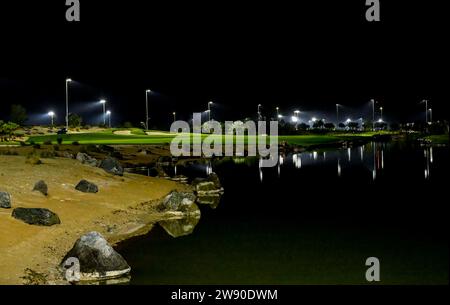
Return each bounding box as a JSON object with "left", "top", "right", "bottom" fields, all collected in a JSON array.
[
  {"left": 324, "top": 151, "right": 327, "bottom": 161},
  {"left": 372, "top": 142, "right": 377, "bottom": 181},
  {"left": 293, "top": 154, "right": 302, "bottom": 169},
  {"left": 259, "top": 158, "right": 263, "bottom": 182},
  {"left": 313, "top": 151, "right": 318, "bottom": 161},
  {"left": 424, "top": 148, "right": 432, "bottom": 180},
  {"left": 278, "top": 156, "right": 284, "bottom": 178},
  {"left": 206, "top": 161, "right": 213, "bottom": 175},
  {"left": 360, "top": 146, "right": 364, "bottom": 161},
  {"left": 348, "top": 148, "right": 351, "bottom": 162},
  {"left": 337, "top": 158, "right": 341, "bottom": 177},
  {"left": 174, "top": 165, "right": 177, "bottom": 176}
]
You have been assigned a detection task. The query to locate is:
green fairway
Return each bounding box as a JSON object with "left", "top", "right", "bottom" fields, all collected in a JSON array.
[{"left": 25, "top": 130, "right": 387, "bottom": 147}]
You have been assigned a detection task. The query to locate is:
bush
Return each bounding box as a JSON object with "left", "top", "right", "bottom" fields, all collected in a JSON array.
[
  {"left": 43, "top": 140, "right": 52, "bottom": 145},
  {"left": 25, "top": 152, "right": 42, "bottom": 165},
  {"left": 72, "top": 141, "right": 80, "bottom": 146},
  {"left": 56, "top": 137, "right": 63, "bottom": 145}
]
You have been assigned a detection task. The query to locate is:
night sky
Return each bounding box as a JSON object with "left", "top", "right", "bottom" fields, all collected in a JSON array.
[{"left": 0, "top": 1, "right": 446, "bottom": 128}]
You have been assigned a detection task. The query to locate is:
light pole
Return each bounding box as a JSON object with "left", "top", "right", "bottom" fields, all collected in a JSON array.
[
  {"left": 294, "top": 110, "right": 300, "bottom": 130},
  {"left": 429, "top": 108, "right": 432, "bottom": 124},
  {"left": 100, "top": 99, "right": 106, "bottom": 125},
  {"left": 173, "top": 112, "right": 176, "bottom": 123},
  {"left": 48, "top": 111, "right": 55, "bottom": 127},
  {"left": 422, "top": 99, "right": 428, "bottom": 124},
  {"left": 276, "top": 107, "right": 279, "bottom": 121},
  {"left": 106, "top": 110, "right": 111, "bottom": 128},
  {"left": 145, "top": 90, "right": 151, "bottom": 130},
  {"left": 336, "top": 104, "right": 340, "bottom": 125},
  {"left": 65, "top": 78, "right": 72, "bottom": 130},
  {"left": 380, "top": 106, "right": 383, "bottom": 121},
  {"left": 258, "top": 104, "right": 262, "bottom": 121},
  {"left": 208, "top": 101, "right": 213, "bottom": 122},
  {"left": 371, "top": 99, "right": 375, "bottom": 131}
]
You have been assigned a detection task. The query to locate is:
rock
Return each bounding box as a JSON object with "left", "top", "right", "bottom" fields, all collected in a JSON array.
[
  {"left": 0, "top": 192, "right": 11, "bottom": 209},
  {"left": 12, "top": 208, "right": 60, "bottom": 226},
  {"left": 157, "top": 156, "right": 172, "bottom": 166},
  {"left": 161, "top": 191, "right": 199, "bottom": 215},
  {"left": 32, "top": 180, "right": 48, "bottom": 196},
  {"left": 76, "top": 152, "right": 98, "bottom": 167},
  {"left": 192, "top": 172, "right": 224, "bottom": 194},
  {"left": 75, "top": 180, "right": 99, "bottom": 193},
  {"left": 99, "top": 157, "right": 124, "bottom": 176},
  {"left": 149, "top": 165, "right": 169, "bottom": 178},
  {"left": 168, "top": 175, "right": 189, "bottom": 184},
  {"left": 61, "top": 231, "right": 130, "bottom": 281},
  {"left": 62, "top": 151, "right": 74, "bottom": 159}
]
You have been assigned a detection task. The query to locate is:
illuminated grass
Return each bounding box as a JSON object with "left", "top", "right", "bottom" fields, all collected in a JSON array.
[{"left": 26, "top": 132, "right": 385, "bottom": 147}]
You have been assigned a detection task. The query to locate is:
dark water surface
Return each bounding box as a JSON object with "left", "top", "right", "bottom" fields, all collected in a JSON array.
[{"left": 117, "top": 142, "right": 448, "bottom": 284}]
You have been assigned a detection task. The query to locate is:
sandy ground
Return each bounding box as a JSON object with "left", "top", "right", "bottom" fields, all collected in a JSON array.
[{"left": 0, "top": 155, "right": 188, "bottom": 285}]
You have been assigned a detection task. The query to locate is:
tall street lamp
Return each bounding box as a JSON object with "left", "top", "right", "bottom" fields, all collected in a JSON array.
[
  {"left": 371, "top": 99, "right": 375, "bottom": 131},
  {"left": 336, "top": 104, "right": 340, "bottom": 125},
  {"left": 48, "top": 111, "right": 55, "bottom": 127},
  {"left": 100, "top": 99, "right": 106, "bottom": 125},
  {"left": 257, "top": 104, "right": 262, "bottom": 121},
  {"left": 65, "top": 78, "right": 72, "bottom": 130},
  {"left": 294, "top": 110, "right": 300, "bottom": 130},
  {"left": 422, "top": 99, "right": 428, "bottom": 124},
  {"left": 208, "top": 101, "right": 213, "bottom": 122},
  {"left": 380, "top": 106, "right": 383, "bottom": 121},
  {"left": 429, "top": 108, "right": 432, "bottom": 124},
  {"left": 106, "top": 110, "right": 111, "bottom": 128},
  {"left": 145, "top": 90, "right": 151, "bottom": 130},
  {"left": 173, "top": 112, "right": 176, "bottom": 123},
  {"left": 276, "top": 107, "right": 279, "bottom": 121}
]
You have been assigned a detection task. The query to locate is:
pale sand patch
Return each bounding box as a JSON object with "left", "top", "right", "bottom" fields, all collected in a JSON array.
[
  {"left": 0, "top": 155, "right": 189, "bottom": 284},
  {"left": 113, "top": 130, "right": 132, "bottom": 135}
]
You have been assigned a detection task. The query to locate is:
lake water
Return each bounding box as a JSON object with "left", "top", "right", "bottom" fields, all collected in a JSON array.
[{"left": 117, "top": 141, "right": 449, "bottom": 284}]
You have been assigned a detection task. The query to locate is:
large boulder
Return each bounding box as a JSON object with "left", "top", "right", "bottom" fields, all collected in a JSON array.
[
  {"left": 0, "top": 192, "right": 11, "bottom": 209},
  {"left": 32, "top": 180, "right": 48, "bottom": 196},
  {"left": 12, "top": 208, "right": 60, "bottom": 226},
  {"left": 76, "top": 152, "right": 98, "bottom": 167},
  {"left": 192, "top": 172, "right": 224, "bottom": 195},
  {"left": 61, "top": 231, "right": 130, "bottom": 281},
  {"left": 99, "top": 157, "right": 124, "bottom": 176},
  {"left": 75, "top": 180, "right": 99, "bottom": 193},
  {"left": 160, "top": 191, "right": 199, "bottom": 215}
]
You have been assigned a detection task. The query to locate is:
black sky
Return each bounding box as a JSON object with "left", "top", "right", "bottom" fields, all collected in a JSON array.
[{"left": 0, "top": 1, "right": 447, "bottom": 128}]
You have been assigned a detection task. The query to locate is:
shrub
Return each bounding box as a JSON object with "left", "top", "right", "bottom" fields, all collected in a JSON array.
[
  {"left": 25, "top": 153, "right": 42, "bottom": 165},
  {"left": 72, "top": 141, "right": 80, "bottom": 146},
  {"left": 56, "top": 137, "right": 63, "bottom": 145}
]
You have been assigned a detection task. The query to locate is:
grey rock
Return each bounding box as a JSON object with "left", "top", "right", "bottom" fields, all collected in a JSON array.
[
  {"left": 12, "top": 208, "right": 60, "bottom": 226},
  {"left": 192, "top": 172, "right": 223, "bottom": 194},
  {"left": 61, "top": 231, "right": 130, "bottom": 280},
  {"left": 0, "top": 192, "right": 11, "bottom": 209},
  {"left": 76, "top": 152, "right": 98, "bottom": 167},
  {"left": 99, "top": 157, "right": 124, "bottom": 176},
  {"left": 161, "top": 191, "right": 199, "bottom": 214},
  {"left": 75, "top": 180, "right": 99, "bottom": 193},
  {"left": 33, "top": 180, "right": 48, "bottom": 196}
]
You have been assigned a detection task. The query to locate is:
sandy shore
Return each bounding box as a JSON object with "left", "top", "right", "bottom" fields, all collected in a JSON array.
[{"left": 0, "top": 155, "right": 188, "bottom": 285}]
